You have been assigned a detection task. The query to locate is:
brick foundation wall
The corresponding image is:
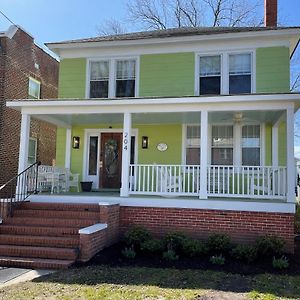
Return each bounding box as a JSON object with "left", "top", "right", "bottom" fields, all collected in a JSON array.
[
  {"left": 0, "top": 27, "right": 58, "bottom": 185},
  {"left": 120, "top": 206, "right": 295, "bottom": 252}
]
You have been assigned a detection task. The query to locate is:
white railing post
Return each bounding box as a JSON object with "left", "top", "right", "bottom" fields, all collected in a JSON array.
[
  {"left": 286, "top": 107, "right": 295, "bottom": 203},
  {"left": 65, "top": 128, "right": 71, "bottom": 169},
  {"left": 18, "top": 113, "right": 31, "bottom": 174},
  {"left": 120, "top": 112, "right": 132, "bottom": 197},
  {"left": 199, "top": 110, "right": 208, "bottom": 199}
]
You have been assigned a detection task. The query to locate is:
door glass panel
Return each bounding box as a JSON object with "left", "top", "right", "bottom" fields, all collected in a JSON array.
[
  {"left": 104, "top": 138, "right": 119, "bottom": 177},
  {"left": 88, "top": 136, "right": 98, "bottom": 175}
]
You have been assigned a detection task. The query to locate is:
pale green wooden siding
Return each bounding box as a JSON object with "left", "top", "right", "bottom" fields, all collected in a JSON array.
[
  {"left": 56, "top": 128, "right": 66, "bottom": 167},
  {"left": 139, "top": 53, "right": 195, "bottom": 97},
  {"left": 58, "top": 58, "right": 86, "bottom": 98},
  {"left": 278, "top": 121, "right": 286, "bottom": 166},
  {"left": 256, "top": 47, "right": 290, "bottom": 93}
]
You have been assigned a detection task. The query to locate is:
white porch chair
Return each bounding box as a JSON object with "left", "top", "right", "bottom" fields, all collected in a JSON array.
[{"left": 156, "top": 166, "right": 182, "bottom": 193}]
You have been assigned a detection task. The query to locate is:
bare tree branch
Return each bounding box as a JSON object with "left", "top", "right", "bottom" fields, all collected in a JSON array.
[{"left": 97, "top": 19, "right": 126, "bottom": 36}]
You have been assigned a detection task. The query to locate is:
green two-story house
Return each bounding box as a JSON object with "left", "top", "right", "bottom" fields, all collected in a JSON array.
[{"left": 6, "top": 25, "right": 300, "bottom": 253}]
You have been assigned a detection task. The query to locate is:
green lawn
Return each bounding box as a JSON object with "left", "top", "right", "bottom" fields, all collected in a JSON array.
[{"left": 0, "top": 266, "right": 300, "bottom": 300}]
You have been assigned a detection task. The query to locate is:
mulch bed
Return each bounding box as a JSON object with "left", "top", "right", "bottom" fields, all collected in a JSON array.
[{"left": 78, "top": 238, "right": 300, "bottom": 276}]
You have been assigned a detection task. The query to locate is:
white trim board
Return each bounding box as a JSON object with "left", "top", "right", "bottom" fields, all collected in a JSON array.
[{"left": 28, "top": 194, "right": 295, "bottom": 214}]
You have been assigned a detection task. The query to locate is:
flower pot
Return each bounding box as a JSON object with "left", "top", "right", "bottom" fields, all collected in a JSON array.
[{"left": 80, "top": 181, "right": 93, "bottom": 192}]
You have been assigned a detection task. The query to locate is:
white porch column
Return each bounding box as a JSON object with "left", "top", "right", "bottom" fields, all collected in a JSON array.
[
  {"left": 199, "top": 110, "right": 208, "bottom": 199},
  {"left": 120, "top": 112, "right": 132, "bottom": 197},
  {"left": 18, "top": 113, "right": 31, "bottom": 174},
  {"left": 65, "top": 128, "right": 71, "bottom": 169},
  {"left": 286, "top": 107, "right": 295, "bottom": 203}
]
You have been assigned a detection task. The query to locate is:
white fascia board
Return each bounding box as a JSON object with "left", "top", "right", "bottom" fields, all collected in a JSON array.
[{"left": 47, "top": 29, "right": 300, "bottom": 52}]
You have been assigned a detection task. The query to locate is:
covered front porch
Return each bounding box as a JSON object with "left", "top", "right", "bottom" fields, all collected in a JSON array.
[{"left": 8, "top": 94, "right": 297, "bottom": 205}]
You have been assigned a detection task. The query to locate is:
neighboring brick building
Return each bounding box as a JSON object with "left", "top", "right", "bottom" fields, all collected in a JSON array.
[{"left": 0, "top": 25, "right": 58, "bottom": 185}]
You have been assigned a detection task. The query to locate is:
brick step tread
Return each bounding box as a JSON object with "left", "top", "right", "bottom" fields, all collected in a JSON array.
[
  {"left": 0, "top": 234, "right": 79, "bottom": 248},
  {"left": 4, "top": 217, "right": 98, "bottom": 228},
  {"left": 0, "top": 225, "right": 79, "bottom": 237},
  {"left": 0, "top": 256, "right": 74, "bottom": 269},
  {"left": 0, "top": 245, "right": 78, "bottom": 260},
  {"left": 19, "top": 202, "right": 100, "bottom": 212},
  {"left": 13, "top": 209, "right": 99, "bottom": 220}
]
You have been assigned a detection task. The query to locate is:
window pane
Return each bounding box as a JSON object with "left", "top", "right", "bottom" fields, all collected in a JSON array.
[
  {"left": 90, "top": 81, "right": 109, "bottom": 98},
  {"left": 116, "top": 80, "right": 135, "bottom": 97},
  {"left": 212, "top": 126, "right": 233, "bottom": 147},
  {"left": 186, "top": 148, "right": 200, "bottom": 165},
  {"left": 242, "top": 148, "right": 260, "bottom": 166},
  {"left": 187, "top": 125, "right": 200, "bottom": 147},
  {"left": 242, "top": 125, "right": 260, "bottom": 165},
  {"left": 229, "top": 75, "right": 251, "bottom": 94},
  {"left": 200, "top": 56, "right": 221, "bottom": 76},
  {"left": 28, "top": 79, "right": 40, "bottom": 99},
  {"left": 117, "top": 60, "right": 136, "bottom": 79},
  {"left": 200, "top": 77, "right": 221, "bottom": 95},
  {"left": 229, "top": 54, "right": 251, "bottom": 75},
  {"left": 90, "top": 61, "right": 109, "bottom": 80},
  {"left": 212, "top": 148, "right": 233, "bottom": 165},
  {"left": 89, "top": 137, "right": 98, "bottom": 176}
]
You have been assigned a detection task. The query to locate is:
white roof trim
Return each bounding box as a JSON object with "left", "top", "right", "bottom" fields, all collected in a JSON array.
[{"left": 0, "top": 25, "right": 19, "bottom": 39}]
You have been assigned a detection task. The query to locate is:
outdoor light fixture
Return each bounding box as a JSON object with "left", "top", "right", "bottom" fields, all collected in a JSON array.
[
  {"left": 72, "top": 136, "right": 80, "bottom": 149},
  {"left": 142, "top": 136, "right": 148, "bottom": 149}
]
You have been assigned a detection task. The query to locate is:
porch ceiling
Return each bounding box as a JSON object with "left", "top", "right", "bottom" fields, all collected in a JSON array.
[{"left": 35, "top": 110, "right": 284, "bottom": 127}]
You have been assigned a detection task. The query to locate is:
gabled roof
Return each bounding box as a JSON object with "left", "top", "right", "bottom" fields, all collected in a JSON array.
[{"left": 47, "top": 26, "right": 300, "bottom": 46}]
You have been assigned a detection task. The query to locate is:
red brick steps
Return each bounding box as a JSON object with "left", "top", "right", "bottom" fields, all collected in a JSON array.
[{"left": 0, "top": 202, "right": 102, "bottom": 269}]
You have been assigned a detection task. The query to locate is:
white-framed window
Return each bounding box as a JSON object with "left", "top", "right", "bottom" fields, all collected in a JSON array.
[
  {"left": 211, "top": 125, "right": 233, "bottom": 165},
  {"left": 88, "top": 58, "right": 138, "bottom": 98},
  {"left": 28, "top": 138, "right": 37, "bottom": 165},
  {"left": 28, "top": 77, "right": 40, "bottom": 99},
  {"left": 242, "top": 125, "right": 260, "bottom": 166},
  {"left": 229, "top": 53, "right": 252, "bottom": 94},
  {"left": 185, "top": 125, "right": 200, "bottom": 165},
  {"left": 199, "top": 55, "right": 221, "bottom": 95},
  {"left": 89, "top": 61, "right": 109, "bottom": 98},
  {"left": 196, "top": 51, "right": 254, "bottom": 95}
]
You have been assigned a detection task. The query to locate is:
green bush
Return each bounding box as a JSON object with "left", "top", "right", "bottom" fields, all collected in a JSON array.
[
  {"left": 231, "top": 244, "right": 257, "bottom": 263},
  {"left": 182, "top": 238, "right": 208, "bottom": 257},
  {"left": 124, "top": 226, "right": 151, "bottom": 250},
  {"left": 209, "top": 254, "right": 225, "bottom": 265},
  {"left": 295, "top": 204, "right": 300, "bottom": 234},
  {"left": 255, "top": 235, "right": 285, "bottom": 258},
  {"left": 162, "top": 249, "right": 179, "bottom": 261},
  {"left": 141, "top": 239, "right": 164, "bottom": 254},
  {"left": 163, "top": 232, "right": 187, "bottom": 253},
  {"left": 121, "top": 247, "right": 136, "bottom": 259},
  {"left": 207, "top": 233, "right": 231, "bottom": 254},
  {"left": 272, "top": 256, "right": 289, "bottom": 269}
]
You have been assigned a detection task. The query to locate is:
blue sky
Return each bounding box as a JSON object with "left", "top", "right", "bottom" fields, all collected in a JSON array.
[{"left": 0, "top": 0, "right": 299, "bottom": 45}]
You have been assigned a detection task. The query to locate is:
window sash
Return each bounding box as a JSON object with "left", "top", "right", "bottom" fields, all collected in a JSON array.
[
  {"left": 116, "top": 60, "right": 136, "bottom": 80},
  {"left": 229, "top": 54, "right": 251, "bottom": 75},
  {"left": 199, "top": 55, "right": 221, "bottom": 76},
  {"left": 242, "top": 125, "right": 260, "bottom": 166},
  {"left": 212, "top": 126, "right": 233, "bottom": 148},
  {"left": 186, "top": 125, "right": 200, "bottom": 165},
  {"left": 28, "top": 79, "right": 40, "bottom": 99},
  {"left": 90, "top": 61, "right": 109, "bottom": 80}
]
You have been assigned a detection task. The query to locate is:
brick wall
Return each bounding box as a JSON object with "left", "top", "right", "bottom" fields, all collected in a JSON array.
[
  {"left": 120, "top": 206, "right": 295, "bottom": 252},
  {"left": 0, "top": 27, "right": 58, "bottom": 184}
]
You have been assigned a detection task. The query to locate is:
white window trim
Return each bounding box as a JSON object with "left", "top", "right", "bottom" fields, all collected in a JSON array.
[
  {"left": 182, "top": 121, "right": 264, "bottom": 166},
  {"left": 195, "top": 50, "right": 256, "bottom": 96},
  {"left": 83, "top": 128, "right": 138, "bottom": 189},
  {"left": 86, "top": 56, "right": 140, "bottom": 99},
  {"left": 28, "top": 77, "right": 41, "bottom": 99}
]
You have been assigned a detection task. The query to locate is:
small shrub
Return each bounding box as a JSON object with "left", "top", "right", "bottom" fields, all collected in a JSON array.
[
  {"left": 182, "top": 238, "right": 208, "bottom": 257},
  {"left": 124, "top": 226, "right": 151, "bottom": 250},
  {"left": 295, "top": 205, "right": 300, "bottom": 234},
  {"left": 231, "top": 244, "right": 257, "bottom": 263},
  {"left": 255, "top": 235, "right": 285, "bottom": 258},
  {"left": 163, "top": 232, "right": 187, "bottom": 253},
  {"left": 141, "top": 239, "right": 164, "bottom": 254},
  {"left": 272, "top": 256, "right": 289, "bottom": 269},
  {"left": 162, "top": 249, "right": 179, "bottom": 261},
  {"left": 209, "top": 254, "right": 225, "bottom": 265},
  {"left": 207, "top": 233, "right": 231, "bottom": 254},
  {"left": 121, "top": 247, "right": 136, "bottom": 259}
]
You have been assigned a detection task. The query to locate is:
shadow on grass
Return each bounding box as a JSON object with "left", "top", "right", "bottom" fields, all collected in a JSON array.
[{"left": 33, "top": 265, "right": 300, "bottom": 299}]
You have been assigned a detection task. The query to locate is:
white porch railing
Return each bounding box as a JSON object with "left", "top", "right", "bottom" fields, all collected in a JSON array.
[
  {"left": 129, "top": 164, "right": 287, "bottom": 200},
  {"left": 129, "top": 164, "right": 200, "bottom": 196}
]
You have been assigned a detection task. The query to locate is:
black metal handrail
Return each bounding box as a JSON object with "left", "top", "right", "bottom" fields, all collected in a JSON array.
[{"left": 0, "top": 161, "right": 41, "bottom": 220}]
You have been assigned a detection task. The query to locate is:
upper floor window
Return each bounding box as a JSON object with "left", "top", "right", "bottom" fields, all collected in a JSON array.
[
  {"left": 229, "top": 54, "right": 251, "bottom": 94},
  {"left": 197, "top": 52, "right": 253, "bottom": 96},
  {"left": 89, "top": 58, "right": 137, "bottom": 99},
  {"left": 199, "top": 55, "right": 221, "bottom": 95},
  {"left": 90, "top": 61, "right": 109, "bottom": 98},
  {"left": 28, "top": 78, "right": 40, "bottom": 99}
]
